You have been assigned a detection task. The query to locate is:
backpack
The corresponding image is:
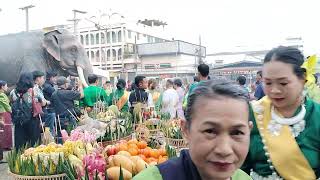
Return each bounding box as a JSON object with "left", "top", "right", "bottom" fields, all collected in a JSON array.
[{"left": 11, "top": 92, "right": 32, "bottom": 125}]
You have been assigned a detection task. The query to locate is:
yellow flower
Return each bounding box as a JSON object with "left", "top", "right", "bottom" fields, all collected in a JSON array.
[{"left": 301, "top": 55, "right": 317, "bottom": 84}]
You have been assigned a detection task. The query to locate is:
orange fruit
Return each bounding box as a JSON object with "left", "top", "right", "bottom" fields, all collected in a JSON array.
[
  {"left": 119, "top": 144, "right": 128, "bottom": 151},
  {"left": 128, "top": 139, "right": 138, "bottom": 145},
  {"left": 128, "top": 148, "right": 139, "bottom": 156},
  {"left": 141, "top": 148, "right": 151, "bottom": 158},
  {"left": 150, "top": 149, "right": 160, "bottom": 159},
  {"left": 137, "top": 141, "right": 148, "bottom": 149},
  {"left": 158, "top": 149, "right": 167, "bottom": 156},
  {"left": 128, "top": 143, "right": 138, "bottom": 150}
]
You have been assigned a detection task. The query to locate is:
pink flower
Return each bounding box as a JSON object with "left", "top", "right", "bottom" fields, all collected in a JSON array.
[{"left": 83, "top": 153, "right": 107, "bottom": 175}]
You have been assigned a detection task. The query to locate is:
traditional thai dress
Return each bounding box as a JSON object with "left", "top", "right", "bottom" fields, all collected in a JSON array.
[
  {"left": 242, "top": 96, "right": 320, "bottom": 179},
  {"left": 0, "top": 91, "right": 12, "bottom": 150},
  {"left": 110, "top": 89, "right": 129, "bottom": 112},
  {"left": 134, "top": 149, "right": 251, "bottom": 180}
]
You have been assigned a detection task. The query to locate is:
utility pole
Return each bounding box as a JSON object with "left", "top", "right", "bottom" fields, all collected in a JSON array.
[
  {"left": 198, "top": 35, "right": 203, "bottom": 64},
  {"left": 67, "top": 9, "right": 87, "bottom": 35},
  {"left": 19, "top": 5, "right": 35, "bottom": 32}
]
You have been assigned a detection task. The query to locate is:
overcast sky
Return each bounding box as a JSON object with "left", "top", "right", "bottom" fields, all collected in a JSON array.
[{"left": 0, "top": 0, "right": 319, "bottom": 54}]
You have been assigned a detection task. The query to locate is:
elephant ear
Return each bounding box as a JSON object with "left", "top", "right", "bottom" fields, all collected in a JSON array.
[{"left": 42, "top": 30, "right": 62, "bottom": 61}]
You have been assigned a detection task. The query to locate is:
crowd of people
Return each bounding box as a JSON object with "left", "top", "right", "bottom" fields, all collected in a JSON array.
[{"left": 0, "top": 45, "right": 320, "bottom": 180}]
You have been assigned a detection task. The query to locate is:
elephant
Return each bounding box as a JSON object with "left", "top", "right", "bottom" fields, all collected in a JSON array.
[{"left": 0, "top": 29, "right": 92, "bottom": 87}]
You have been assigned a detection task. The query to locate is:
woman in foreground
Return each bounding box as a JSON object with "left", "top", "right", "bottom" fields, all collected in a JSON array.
[
  {"left": 242, "top": 46, "right": 320, "bottom": 179},
  {"left": 134, "top": 79, "right": 252, "bottom": 180}
]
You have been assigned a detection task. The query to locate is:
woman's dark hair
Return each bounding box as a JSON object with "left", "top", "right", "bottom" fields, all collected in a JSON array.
[
  {"left": 116, "top": 79, "right": 126, "bottom": 90},
  {"left": 264, "top": 46, "right": 305, "bottom": 79},
  {"left": 197, "top": 64, "right": 210, "bottom": 77},
  {"left": 185, "top": 78, "right": 249, "bottom": 125},
  {"left": 174, "top": 78, "right": 182, "bottom": 87},
  {"left": 0, "top": 80, "right": 7, "bottom": 89},
  {"left": 88, "top": 74, "right": 98, "bottom": 84},
  {"left": 135, "top": 76, "right": 146, "bottom": 87},
  {"left": 148, "top": 79, "right": 157, "bottom": 90},
  {"left": 16, "top": 73, "right": 34, "bottom": 94},
  {"left": 236, "top": 75, "right": 246, "bottom": 85}
]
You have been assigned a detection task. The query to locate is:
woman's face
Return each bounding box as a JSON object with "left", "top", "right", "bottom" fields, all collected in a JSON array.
[
  {"left": 262, "top": 60, "right": 305, "bottom": 109},
  {"left": 1, "top": 84, "right": 8, "bottom": 92},
  {"left": 182, "top": 96, "right": 251, "bottom": 180}
]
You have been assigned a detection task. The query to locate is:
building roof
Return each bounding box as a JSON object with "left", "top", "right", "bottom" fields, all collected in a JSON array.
[
  {"left": 212, "top": 60, "right": 262, "bottom": 70},
  {"left": 137, "top": 40, "right": 206, "bottom": 57}
]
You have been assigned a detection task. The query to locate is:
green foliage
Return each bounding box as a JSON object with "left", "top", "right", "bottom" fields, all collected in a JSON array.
[{"left": 166, "top": 145, "right": 177, "bottom": 159}]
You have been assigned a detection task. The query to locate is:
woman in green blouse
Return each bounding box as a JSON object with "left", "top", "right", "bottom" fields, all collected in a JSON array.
[
  {"left": 134, "top": 79, "right": 252, "bottom": 180},
  {"left": 242, "top": 46, "right": 320, "bottom": 179}
]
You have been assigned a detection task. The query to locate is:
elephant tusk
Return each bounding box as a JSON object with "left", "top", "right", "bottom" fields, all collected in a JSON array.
[{"left": 77, "top": 66, "right": 89, "bottom": 87}]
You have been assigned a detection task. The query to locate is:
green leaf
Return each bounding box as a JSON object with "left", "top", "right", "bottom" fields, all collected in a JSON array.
[
  {"left": 95, "top": 170, "right": 99, "bottom": 180},
  {"left": 85, "top": 166, "right": 90, "bottom": 180}
]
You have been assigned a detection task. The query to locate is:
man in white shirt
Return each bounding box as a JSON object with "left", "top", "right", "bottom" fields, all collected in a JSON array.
[{"left": 162, "top": 79, "right": 179, "bottom": 119}]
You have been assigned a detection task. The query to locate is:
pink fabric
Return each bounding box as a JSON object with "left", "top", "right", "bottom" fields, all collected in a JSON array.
[{"left": 0, "top": 112, "right": 13, "bottom": 149}]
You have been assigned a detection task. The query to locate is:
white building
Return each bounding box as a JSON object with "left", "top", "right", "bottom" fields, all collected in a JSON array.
[
  {"left": 136, "top": 40, "right": 206, "bottom": 80},
  {"left": 76, "top": 17, "right": 206, "bottom": 82},
  {"left": 77, "top": 19, "right": 169, "bottom": 82}
]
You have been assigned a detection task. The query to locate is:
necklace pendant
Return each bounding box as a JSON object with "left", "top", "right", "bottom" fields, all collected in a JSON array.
[{"left": 267, "top": 120, "right": 282, "bottom": 136}]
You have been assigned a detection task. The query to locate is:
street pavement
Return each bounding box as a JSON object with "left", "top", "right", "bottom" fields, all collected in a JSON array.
[{"left": 0, "top": 152, "right": 12, "bottom": 180}]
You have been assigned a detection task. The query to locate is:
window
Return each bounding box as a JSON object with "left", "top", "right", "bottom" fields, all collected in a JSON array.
[
  {"left": 112, "top": 32, "right": 117, "bottom": 43},
  {"left": 96, "top": 50, "right": 100, "bottom": 62},
  {"left": 80, "top": 35, "right": 84, "bottom": 44},
  {"left": 96, "top": 33, "right": 100, "bottom": 44},
  {"left": 90, "top": 51, "right": 95, "bottom": 60},
  {"left": 145, "top": 64, "right": 155, "bottom": 69},
  {"left": 128, "top": 30, "right": 132, "bottom": 39},
  {"left": 118, "top": 31, "right": 122, "bottom": 42},
  {"left": 118, "top": 48, "right": 122, "bottom": 60},
  {"left": 85, "top": 34, "right": 89, "bottom": 45},
  {"left": 160, "top": 63, "right": 171, "bottom": 68},
  {"left": 101, "top": 33, "right": 105, "bottom": 44},
  {"left": 148, "top": 36, "right": 154, "bottom": 43},
  {"left": 107, "top": 32, "right": 111, "bottom": 43},
  {"left": 112, "top": 49, "right": 117, "bottom": 61},
  {"left": 106, "top": 50, "right": 111, "bottom": 61},
  {"left": 90, "top": 34, "right": 95, "bottom": 45}
]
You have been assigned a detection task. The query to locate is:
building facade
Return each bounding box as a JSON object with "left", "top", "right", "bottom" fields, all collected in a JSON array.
[{"left": 77, "top": 21, "right": 206, "bottom": 82}]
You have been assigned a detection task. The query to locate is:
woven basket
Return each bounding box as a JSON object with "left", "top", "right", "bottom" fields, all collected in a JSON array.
[
  {"left": 8, "top": 171, "right": 66, "bottom": 180},
  {"left": 166, "top": 138, "right": 187, "bottom": 150},
  {"left": 143, "top": 118, "right": 163, "bottom": 137},
  {"left": 100, "top": 134, "right": 132, "bottom": 147}
]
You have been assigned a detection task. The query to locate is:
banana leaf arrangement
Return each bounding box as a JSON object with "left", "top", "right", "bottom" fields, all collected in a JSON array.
[
  {"left": 7, "top": 148, "right": 66, "bottom": 177},
  {"left": 99, "top": 112, "right": 133, "bottom": 142},
  {"left": 163, "top": 119, "right": 183, "bottom": 139}
]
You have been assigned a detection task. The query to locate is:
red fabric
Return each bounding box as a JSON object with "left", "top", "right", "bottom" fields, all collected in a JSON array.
[
  {"left": 0, "top": 112, "right": 13, "bottom": 149},
  {"left": 32, "top": 90, "right": 43, "bottom": 117}
]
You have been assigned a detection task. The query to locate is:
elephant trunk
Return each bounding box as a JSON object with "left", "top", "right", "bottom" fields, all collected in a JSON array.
[{"left": 77, "top": 66, "right": 89, "bottom": 87}]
